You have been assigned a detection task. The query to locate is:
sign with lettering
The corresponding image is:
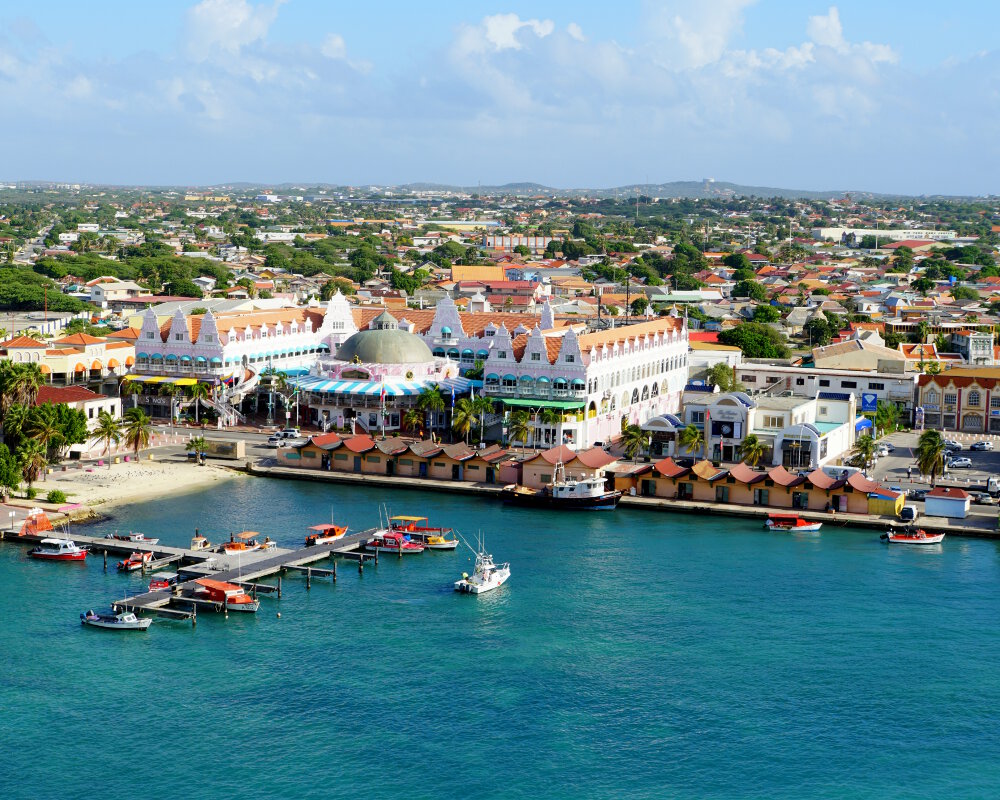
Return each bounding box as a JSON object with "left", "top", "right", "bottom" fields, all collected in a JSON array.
[{"left": 861, "top": 392, "right": 878, "bottom": 412}]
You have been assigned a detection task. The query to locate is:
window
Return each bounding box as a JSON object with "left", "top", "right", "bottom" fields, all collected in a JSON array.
[
  {"left": 715, "top": 486, "right": 730, "bottom": 503},
  {"left": 819, "top": 406, "right": 828, "bottom": 415},
  {"left": 146, "top": 332, "right": 155, "bottom": 339},
  {"left": 868, "top": 382, "right": 884, "bottom": 391},
  {"left": 762, "top": 414, "right": 783, "bottom": 428},
  {"left": 174, "top": 334, "right": 184, "bottom": 341},
  {"left": 485, "top": 330, "right": 494, "bottom": 336},
  {"left": 531, "top": 353, "right": 540, "bottom": 361},
  {"left": 819, "top": 379, "right": 830, "bottom": 387},
  {"left": 841, "top": 380, "right": 857, "bottom": 389},
  {"left": 690, "top": 411, "right": 704, "bottom": 424},
  {"left": 944, "top": 393, "right": 957, "bottom": 406},
  {"left": 743, "top": 375, "right": 756, "bottom": 383},
  {"left": 795, "top": 378, "right": 805, "bottom": 386},
  {"left": 497, "top": 351, "right": 506, "bottom": 359},
  {"left": 566, "top": 355, "right": 575, "bottom": 363},
  {"left": 991, "top": 397, "right": 1000, "bottom": 410},
  {"left": 968, "top": 391, "right": 981, "bottom": 406}
]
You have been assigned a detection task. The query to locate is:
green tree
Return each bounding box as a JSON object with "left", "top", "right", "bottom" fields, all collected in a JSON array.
[
  {"left": 0, "top": 443, "right": 20, "bottom": 499},
  {"left": 916, "top": 430, "right": 946, "bottom": 487},
  {"left": 472, "top": 396, "right": 495, "bottom": 444},
  {"left": 752, "top": 304, "right": 780, "bottom": 323},
  {"left": 733, "top": 279, "right": 768, "bottom": 301},
  {"left": 451, "top": 397, "right": 475, "bottom": 443},
  {"left": 17, "top": 438, "right": 46, "bottom": 487},
  {"left": 187, "top": 382, "right": 211, "bottom": 423},
  {"left": 706, "top": 362, "right": 743, "bottom": 392},
  {"left": 0, "top": 362, "right": 43, "bottom": 415},
  {"left": 622, "top": 424, "right": 649, "bottom": 463},
  {"left": 951, "top": 286, "right": 979, "bottom": 301},
  {"left": 123, "top": 407, "right": 152, "bottom": 459},
  {"left": 27, "top": 411, "right": 63, "bottom": 463},
  {"left": 678, "top": 423, "right": 704, "bottom": 458},
  {"left": 852, "top": 434, "right": 878, "bottom": 477},
  {"left": 416, "top": 386, "right": 445, "bottom": 441},
  {"left": 91, "top": 410, "right": 122, "bottom": 468},
  {"left": 738, "top": 434, "right": 766, "bottom": 467},
  {"left": 804, "top": 316, "right": 834, "bottom": 347},
  {"left": 723, "top": 252, "right": 752, "bottom": 271},
  {"left": 912, "top": 277, "right": 934, "bottom": 295},
  {"left": 403, "top": 408, "right": 423, "bottom": 437},
  {"left": 630, "top": 297, "right": 649, "bottom": 317},
  {"left": 507, "top": 410, "right": 531, "bottom": 452},
  {"left": 874, "top": 401, "right": 901, "bottom": 435},
  {"left": 718, "top": 323, "right": 790, "bottom": 359}
]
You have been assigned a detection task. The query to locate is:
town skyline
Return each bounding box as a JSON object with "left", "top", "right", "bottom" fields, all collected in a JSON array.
[{"left": 4, "top": 1, "right": 1000, "bottom": 195}]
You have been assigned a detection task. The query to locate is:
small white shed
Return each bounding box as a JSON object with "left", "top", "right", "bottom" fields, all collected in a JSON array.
[{"left": 924, "top": 487, "right": 971, "bottom": 519}]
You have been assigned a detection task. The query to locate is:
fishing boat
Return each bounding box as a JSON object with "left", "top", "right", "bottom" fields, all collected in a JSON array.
[
  {"left": 117, "top": 551, "right": 154, "bottom": 571},
  {"left": 881, "top": 528, "right": 946, "bottom": 545},
  {"left": 500, "top": 462, "right": 622, "bottom": 510},
  {"left": 190, "top": 533, "right": 212, "bottom": 550},
  {"left": 104, "top": 532, "right": 160, "bottom": 545},
  {"left": 193, "top": 578, "right": 261, "bottom": 612},
  {"left": 29, "top": 538, "right": 88, "bottom": 562},
  {"left": 764, "top": 514, "right": 823, "bottom": 533},
  {"left": 363, "top": 530, "right": 425, "bottom": 554},
  {"left": 221, "top": 531, "right": 265, "bottom": 555},
  {"left": 80, "top": 609, "right": 151, "bottom": 631},
  {"left": 148, "top": 572, "right": 179, "bottom": 591},
  {"left": 305, "top": 523, "right": 348, "bottom": 547},
  {"left": 389, "top": 516, "right": 458, "bottom": 550},
  {"left": 454, "top": 548, "right": 510, "bottom": 595}
]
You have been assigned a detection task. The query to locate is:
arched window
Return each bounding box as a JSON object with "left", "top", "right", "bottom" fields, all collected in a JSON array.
[
  {"left": 631, "top": 388, "right": 640, "bottom": 404},
  {"left": 641, "top": 385, "right": 649, "bottom": 401},
  {"left": 968, "top": 390, "right": 981, "bottom": 406}
]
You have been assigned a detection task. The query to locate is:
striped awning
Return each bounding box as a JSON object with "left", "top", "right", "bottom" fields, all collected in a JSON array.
[{"left": 288, "top": 375, "right": 477, "bottom": 398}]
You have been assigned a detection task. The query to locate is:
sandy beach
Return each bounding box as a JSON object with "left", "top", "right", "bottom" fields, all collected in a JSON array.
[{"left": 39, "top": 458, "right": 245, "bottom": 512}]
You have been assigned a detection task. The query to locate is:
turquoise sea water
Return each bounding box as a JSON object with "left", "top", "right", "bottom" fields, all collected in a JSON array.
[{"left": 2, "top": 475, "right": 1000, "bottom": 799}]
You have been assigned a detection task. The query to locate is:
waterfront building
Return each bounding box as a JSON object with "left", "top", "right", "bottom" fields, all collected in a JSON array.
[
  {"left": 915, "top": 366, "right": 1000, "bottom": 433},
  {"left": 0, "top": 333, "right": 135, "bottom": 392},
  {"left": 518, "top": 444, "right": 618, "bottom": 489},
  {"left": 643, "top": 389, "right": 859, "bottom": 469},
  {"left": 482, "top": 315, "right": 689, "bottom": 448},
  {"left": 924, "top": 487, "right": 971, "bottom": 519},
  {"left": 34, "top": 385, "right": 123, "bottom": 458}
]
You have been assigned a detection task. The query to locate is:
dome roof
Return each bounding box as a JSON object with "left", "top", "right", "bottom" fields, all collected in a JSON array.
[{"left": 335, "top": 328, "right": 434, "bottom": 364}]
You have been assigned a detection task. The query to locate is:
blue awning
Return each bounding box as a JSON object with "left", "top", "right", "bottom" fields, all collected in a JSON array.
[{"left": 855, "top": 418, "right": 873, "bottom": 432}]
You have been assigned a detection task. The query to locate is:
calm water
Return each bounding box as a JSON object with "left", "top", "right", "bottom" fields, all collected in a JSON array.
[{"left": 2, "top": 475, "right": 1000, "bottom": 799}]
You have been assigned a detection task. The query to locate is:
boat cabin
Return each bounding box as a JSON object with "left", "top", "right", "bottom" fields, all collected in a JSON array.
[{"left": 195, "top": 578, "right": 249, "bottom": 602}]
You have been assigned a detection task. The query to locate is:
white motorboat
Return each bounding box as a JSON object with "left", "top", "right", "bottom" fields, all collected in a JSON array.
[
  {"left": 104, "top": 532, "right": 160, "bottom": 545},
  {"left": 80, "top": 609, "right": 152, "bottom": 631},
  {"left": 454, "top": 549, "right": 510, "bottom": 595},
  {"left": 881, "top": 528, "right": 946, "bottom": 545}
]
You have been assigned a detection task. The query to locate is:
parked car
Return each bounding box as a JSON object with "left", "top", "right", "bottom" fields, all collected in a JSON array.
[
  {"left": 899, "top": 504, "right": 918, "bottom": 522},
  {"left": 943, "top": 440, "right": 962, "bottom": 451},
  {"left": 947, "top": 457, "right": 972, "bottom": 469},
  {"left": 880, "top": 442, "right": 895, "bottom": 453},
  {"left": 268, "top": 429, "right": 301, "bottom": 447},
  {"left": 908, "top": 489, "right": 928, "bottom": 501},
  {"left": 971, "top": 441, "right": 994, "bottom": 451},
  {"left": 973, "top": 492, "right": 997, "bottom": 505}
]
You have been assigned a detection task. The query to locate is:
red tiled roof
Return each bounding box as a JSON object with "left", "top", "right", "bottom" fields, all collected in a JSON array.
[
  {"left": 52, "top": 333, "right": 105, "bottom": 346},
  {"left": 571, "top": 448, "right": 618, "bottom": 469},
  {"left": 654, "top": 457, "right": 690, "bottom": 478},
  {"left": 728, "top": 462, "right": 767, "bottom": 484},
  {"left": 846, "top": 472, "right": 882, "bottom": 493},
  {"left": 806, "top": 469, "right": 847, "bottom": 490},
  {"left": 0, "top": 335, "right": 47, "bottom": 348},
  {"left": 692, "top": 460, "right": 728, "bottom": 481},
  {"left": 535, "top": 444, "right": 577, "bottom": 465},
  {"left": 35, "top": 386, "right": 106, "bottom": 405},
  {"left": 767, "top": 465, "right": 806, "bottom": 487},
  {"left": 342, "top": 435, "right": 375, "bottom": 453},
  {"left": 927, "top": 487, "right": 970, "bottom": 499}
]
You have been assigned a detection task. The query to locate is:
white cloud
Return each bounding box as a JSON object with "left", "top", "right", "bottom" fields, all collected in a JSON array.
[
  {"left": 185, "top": 0, "right": 287, "bottom": 59},
  {"left": 644, "top": 0, "right": 757, "bottom": 69},
  {"left": 321, "top": 33, "right": 347, "bottom": 60},
  {"left": 807, "top": 6, "right": 846, "bottom": 50},
  {"left": 455, "top": 13, "right": 555, "bottom": 56},
  {"left": 567, "top": 22, "right": 586, "bottom": 42}
]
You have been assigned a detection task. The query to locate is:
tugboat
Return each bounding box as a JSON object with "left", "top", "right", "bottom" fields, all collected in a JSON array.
[
  {"left": 500, "top": 462, "right": 622, "bottom": 510},
  {"left": 29, "top": 538, "right": 88, "bottom": 562}
]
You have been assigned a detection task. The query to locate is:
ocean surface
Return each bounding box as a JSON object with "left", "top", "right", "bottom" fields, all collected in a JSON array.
[{"left": 2, "top": 475, "right": 1000, "bottom": 799}]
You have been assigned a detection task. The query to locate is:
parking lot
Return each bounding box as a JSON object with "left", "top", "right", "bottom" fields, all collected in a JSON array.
[{"left": 867, "top": 430, "right": 1000, "bottom": 524}]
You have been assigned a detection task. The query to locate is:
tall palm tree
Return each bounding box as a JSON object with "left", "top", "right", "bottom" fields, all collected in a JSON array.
[
  {"left": 471, "top": 396, "right": 495, "bottom": 444},
  {"left": 91, "top": 410, "right": 122, "bottom": 469},
  {"left": 416, "top": 386, "right": 445, "bottom": 441},
  {"left": 508, "top": 410, "right": 530, "bottom": 452},
  {"left": 120, "top": 379, "right": 143, "bottom": 409},
  {"left": 188, "top": 382, "right": 211, "bottom": 423},
  {"left": 451, "top": 398, "right": 476, "bottom": 443},
  {"left": 916, "top": 430, "right": 947, "bottom": 487},
  {"left": 402, "top": 408, "right": 423, "bottom": 437},
  {"left": 0, "top": 363, "right": 42, "bottom": 414},
  {"left": 622, "top": 424, "right": 649, "bottom": 462},
  {"left": 28, "top": 415, "right": 63, "bottom": 462},
  {"left": 738, "top": 433, "right": 767, "bottom": 467},
  {"left": 17, "top": 439, "right": 46, "bottom": 488},
  {"left": 3, "top": 403, "right": 29, "bottom": 449},
  {"left": 852, "top": 433, "right": 878, "bottom": 477},
  {"left": 539, "top": 407, "right": 561, "bottom": 447},
  {"left": 678, "top": 424, "right": 704, "bottom": 457},
  {"left": 123, "top": 408, "right": 152, "bottom": 459}
]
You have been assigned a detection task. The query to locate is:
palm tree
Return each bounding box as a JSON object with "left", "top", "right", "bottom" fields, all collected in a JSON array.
[
  {"left": 187, "top": 382, "right": 211, "bottom": 424},
  {"left": 539, "top": 407, "right": 561, "bottom": 448},
  {"left": 28, "top": 415, "right": 63, "bottom": 463},
  {"left": 451, "top": 398, "right": 476, "bottom": 443},
  {"left": 508, "top": 410, "right": 530, "bottom": 452},
  {"left": 916, "top": 430, "right": 947, "bottom": 487},
  {"left": 852, "top": 433, "right": 878, "bottom": 477},
  {"left": 3, "top": 403, "right": 29, "bottom": 449},
  {"left": 678, "top": 424, "right": 704, "bottom": 457},
  {"left": 0, "top": 363, "right": 42, "bottom": 414},
  {"left": 120, "top": 379, "right": 143, "bottom": 409},
  {"left": 622, "top": 424, "right": 649, "bottom": 462},
  {"left": 471, "top": 396, "right": 495, "bottom": 444},
  {"left": 402, "top": 408, "right": 423, "bottom": 437},
  {"left": 416, "top": 386, "right": 445, "bottom": 441},
  {"left": 738, "top": 433, "right": 766, "bottom": 467},
  {"left": 188, "top": 435, "right": 208, "bottom": 453},
  {"left": 91, "top": 410, "right": 122, "bottom": 468},
  {"left": 17, "top": 439, "right": 46, "bottom": 488},
  {"left": 123, "top": 408, "right": 152, "bottom": 459}
]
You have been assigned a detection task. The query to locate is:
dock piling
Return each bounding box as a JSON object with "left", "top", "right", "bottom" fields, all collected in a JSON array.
[
  {"left": 277, "top": 576, "right": 282, "bottom": 598},
  {"left": 374, "top": 547, "right": 378, "bottom": 565},
  {"left": 103, "top": 550, "right": 107, "bottom": 571},
  {"left": 358, "top": 557, "right": 363, "bottom": 575},
  {"left": 333, "top": 560, "right": 337, "bottom": 583},
  {"left": 398, "top": 540, "right": 402, "bottom": 559},
  {"left": 192, "top": 606, "right": 197, "bottom": 627},
  {"left": 306, "top": 567, "right": 311, "bottom": 590}
]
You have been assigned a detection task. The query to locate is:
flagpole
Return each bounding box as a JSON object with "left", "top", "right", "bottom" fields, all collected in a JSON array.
[{"left": 380, "top": 381, "right": 386, "bottom": 439}]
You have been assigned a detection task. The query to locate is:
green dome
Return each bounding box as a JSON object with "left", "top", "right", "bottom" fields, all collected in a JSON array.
[{"left": 335, "top": 328, "right": 434, "bottom": 364}]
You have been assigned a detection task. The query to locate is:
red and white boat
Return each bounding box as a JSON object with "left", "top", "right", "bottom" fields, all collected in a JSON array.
[
  {"left": 881, "top": 528, "right": 945, "bottom": 545},
  {"left": 29, "top": 538, "right": 88, "bottom": 561},
  {"left": 764, "top": 514, "right": 823, "bottom": 533},
  {"left": 148, "top": 572, "right": 179, "bottom": 591},
  {"left": 193, "top": 578, "right": 260, "bottom": 612},
  {"left": 117, "top": 551, "right": 154, "bottom": 571},
  {"left": 363, "top": 530, "right": 425, "bottom": 554},
  {"left": 305, "top": 523, "right": 348, "bottom": 547},
  {"left": 221, "top": 531, "right": 274, "bottom": 554}
]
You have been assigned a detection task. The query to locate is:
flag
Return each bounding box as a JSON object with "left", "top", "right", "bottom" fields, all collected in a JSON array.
[
  {"left": 470, "top": 384, "right": 475, "bottom": 401},
  {"left": 379, "top": 382, "right": 386, "bottom": 407},
  {"left": 451, "top": 387, "right": 456, "bottom": 407}
]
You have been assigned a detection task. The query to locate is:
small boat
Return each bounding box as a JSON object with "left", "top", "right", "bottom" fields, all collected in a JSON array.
[
  {"left": 190, "top": 534, "right": 212, "bottom": 550},
  {"left": 193, "top": 578, "right": 260, "bottom": 612},
  {"left": 221, "top": 531, "right": 264, "bottom": 555},
  {"left": 305, "top": 523, "right": 348, "bottom": 547},
  {"left": 30, "top": 538, "right": 88, "bottom": 562},
  {"left": 500, "top": 462, "right": 622, "bottom": 510},
  {"left": 363, "top": 531, "right": 425, "bottom": 554},
  {"left": 104, "top": 532, "right": 160, "bottom": 545},
  {"left": 80, "top": 608, "right": 151, "bottom": 631},
  {"left": 389, "top": 516, "right": 458, "bottom": 550},
  {"left": 764, "top": 515, "right": 823, "bottom": 533},
  {"left": 148, "top": 572, "right": 179, "bottom": 591},
  {"left": 454, "top": 548, "right": 510, "bottom": 595},
  {"left": 881, "top": 528, "right": 946, "bottom": 545},
  {"left": 117, "top": 551, "right": 154, "bottom": 572}
]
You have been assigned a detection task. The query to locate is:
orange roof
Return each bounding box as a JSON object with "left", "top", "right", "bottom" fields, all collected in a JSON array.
[
  {"left": 106, "top": 327, "right": 142, "bottom": 340},
  {"left": 654, "top": 457, "right": 689, "bottom": 478},
  {"left": 342, "top": 435, "right": 375, "bottom": 453},
  {"left": 535, "top": 445, "right": 577, "bottom": 465},
  {"left": 510, "top": 333, "right": 562, "bottom": 364},
  {"left": 767, "top": 465, "right": 806, "bottom": 487},
  {"left": 728, "top": 462, "right": 766, "bottom": 484},
  {"left": 577, "top": 317, "right": 684, "bottom": 352},
  {"left": 570, "top": 448, "right": 618, "bottom": 469},
  {"left": 0, "top": 335, "right": 47, "bottom": 348},
  {"left": 52, "top": 332, "right": 105, "bottom": 346}
]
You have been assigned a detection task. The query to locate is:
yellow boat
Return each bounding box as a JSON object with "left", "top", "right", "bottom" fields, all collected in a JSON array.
[{"left": 389, "top": 515, "right": 459, "bottom": 550}]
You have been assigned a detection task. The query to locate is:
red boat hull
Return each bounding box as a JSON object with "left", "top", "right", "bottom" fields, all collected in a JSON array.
[{"left": 30, "top": 551, "right": 87, "bottom": 561}]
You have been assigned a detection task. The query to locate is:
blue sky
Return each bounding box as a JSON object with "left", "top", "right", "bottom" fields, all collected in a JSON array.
[{"left": 2, "top": 1, "right": 1000, "bottom": 194}]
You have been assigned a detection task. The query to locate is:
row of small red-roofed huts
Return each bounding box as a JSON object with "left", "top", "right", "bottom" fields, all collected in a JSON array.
[{"left": 605, "top": 458, "right": 903, "bottom": 516}]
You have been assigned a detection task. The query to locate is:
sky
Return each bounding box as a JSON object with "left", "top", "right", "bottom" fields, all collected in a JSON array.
[{"left": 2, "top": 0, "right": 1000, "bottom": 195}]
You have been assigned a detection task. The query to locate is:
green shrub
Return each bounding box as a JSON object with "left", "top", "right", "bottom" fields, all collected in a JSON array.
[
  {"left": 46, "top": 489, "right": 67, "bottom": 504},
  {"left": 25, "top": 487, "right": 37, "bottom": 499}
]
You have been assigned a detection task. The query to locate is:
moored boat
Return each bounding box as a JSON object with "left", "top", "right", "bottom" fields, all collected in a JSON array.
[
  {"left": 80, "top": 609, "right": 151, "bottom": 631},
  {"left": 193, "top": 578, "right": 261, "bottom": 612},
  {"left": 389, "top": 516, "right": 458, "bottom": 549},
  {"left": 221, "top": 531, "right": 265, "bottom": 554},
  {"left": 454, "top": 549, "right": 510, "bottom": 595},
  {"left": 500, "top": 463, "right": 621, "bottom": 510},
  {"left": 305, "top": 523, "right": 348, "bottom": 546},
  {"left": 30, "top": 538, "right": 88, "bottom": 562},
  {"left": 104, "top": 532, "right": 160, "bottom": 545},
  {"left": 881, "top": 528, "right": 945, "bottom": 545},
  {"left": 117, "top": 551, "right": 154, "bottom": 571},
  {"left": 148, "top": 572, "right": 179, "bottom": 591},
  {"left": 363, "top": 531, "right": 425, "bottom": 554},
  {"left": 765, "top": 514, "right": 823, "bottom": 533}
]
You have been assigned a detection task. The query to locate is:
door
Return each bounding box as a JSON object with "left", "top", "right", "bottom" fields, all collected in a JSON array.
[
  {"left": 452, "top": 465, "right": 462, "bottom": 481},
  {"left": 486, "top": 467, "right": 496, "bottom": 484},
  {"left": 419, "top": 462, "right": 428, "bottom": 478},
  {"left": 353, "top": 456, "right": 362, "bottom": 473},
  {"left": 386, "top": 460, "right": 395, "bottom": 476}
]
